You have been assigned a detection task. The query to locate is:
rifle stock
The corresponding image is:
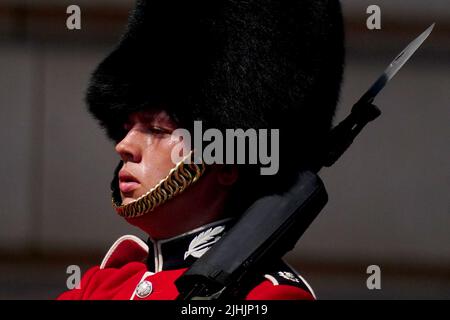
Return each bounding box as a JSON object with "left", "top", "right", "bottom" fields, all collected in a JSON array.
[{"left": 175, "top": 170, "right": 328, "bottom": 300}]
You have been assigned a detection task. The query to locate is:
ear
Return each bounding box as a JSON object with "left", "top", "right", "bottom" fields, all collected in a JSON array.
[{"left": 216, "top": 165, "right": 239, "bottom": 187}]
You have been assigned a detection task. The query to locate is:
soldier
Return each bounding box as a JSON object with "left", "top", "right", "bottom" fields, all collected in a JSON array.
[{"left": 58, "top": 0, "right": 344, "bottom": 300}]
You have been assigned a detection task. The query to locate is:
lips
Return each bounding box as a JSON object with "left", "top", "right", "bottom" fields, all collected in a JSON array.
[{"left": 118, "top": 170, "right": 140, "bottom": 194}]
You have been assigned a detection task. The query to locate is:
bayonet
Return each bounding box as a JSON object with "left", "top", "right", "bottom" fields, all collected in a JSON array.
[
  {"left": 323, "top": 24, "right": 435, "bottom": 168},
  {"left": 358, "top": 23, "right": 435, "bottom": 105}
]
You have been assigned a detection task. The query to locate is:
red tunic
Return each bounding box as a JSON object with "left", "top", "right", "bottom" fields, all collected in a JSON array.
[{"left": 57, "top": 220, "right": 316, "bottom": 300}]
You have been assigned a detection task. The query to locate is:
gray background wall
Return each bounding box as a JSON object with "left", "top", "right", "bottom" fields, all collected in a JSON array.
[{"left": 0, "top": 0, "right": 449, "bottom": 299}]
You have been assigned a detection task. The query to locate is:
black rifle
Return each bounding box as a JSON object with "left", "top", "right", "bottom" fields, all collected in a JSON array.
[
  {"left": 175, "top": 25, "right": 433, "bottom": 300},
  {"left": 175, "top": 101, "right": 380, "bottom": 300}
]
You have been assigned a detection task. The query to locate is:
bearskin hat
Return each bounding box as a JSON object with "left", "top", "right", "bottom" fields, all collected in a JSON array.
[{"left": 87, "top": 0, "right": 345, "bottom": 205}]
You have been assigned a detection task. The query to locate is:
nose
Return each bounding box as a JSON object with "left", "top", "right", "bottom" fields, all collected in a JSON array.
[{"left": 115, "top": 129, "right": 143, "bottom": 163}]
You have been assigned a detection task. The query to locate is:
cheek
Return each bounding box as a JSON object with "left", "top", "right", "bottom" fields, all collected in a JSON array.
[{"left": 140, "top": 138, "right": 181, "bottom": 187}]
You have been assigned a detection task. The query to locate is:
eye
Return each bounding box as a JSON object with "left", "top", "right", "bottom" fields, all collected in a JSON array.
[{"left": 148, "top": 126, "right": 171, "bottom": 135}]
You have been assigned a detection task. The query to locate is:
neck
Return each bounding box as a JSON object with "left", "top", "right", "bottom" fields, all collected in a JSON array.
[{"left": 126, "top": 184, "right": 232, "bottom": 240}]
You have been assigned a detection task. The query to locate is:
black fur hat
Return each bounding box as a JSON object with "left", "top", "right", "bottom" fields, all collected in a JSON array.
[{"left": 87, "top": 0, "right": 345, "bottom": 199}]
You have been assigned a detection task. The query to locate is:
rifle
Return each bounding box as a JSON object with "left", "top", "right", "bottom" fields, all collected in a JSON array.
[{"left": 175, "top": 24, "right": 434, "bottom": 300}]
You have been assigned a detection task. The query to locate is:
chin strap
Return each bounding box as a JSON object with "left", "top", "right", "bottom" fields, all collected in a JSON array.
[{"left": 112, "top": 152, "right": 206, "bottom": 219}]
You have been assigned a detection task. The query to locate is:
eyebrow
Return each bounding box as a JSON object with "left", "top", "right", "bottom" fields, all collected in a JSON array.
[{"left": 139, "top": 112, "right": 178, "bottom": 129}]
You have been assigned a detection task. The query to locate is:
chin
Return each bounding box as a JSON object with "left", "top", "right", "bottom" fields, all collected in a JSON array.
[
  {"left": 120, "top": 193, "right": 140, "bottom": 205},
  {"left": 120, "top": 189, "right": 144, "bottom": 205},
  {"left": 121, "top": 198, "right": 134, "bottom": 205}
]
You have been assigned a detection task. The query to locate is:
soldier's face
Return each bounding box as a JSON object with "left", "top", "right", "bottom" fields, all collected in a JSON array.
[
  {"left": 114, "top": 110, "right": 239, "bottom": 239},
  {"left": 115, "top": 110, "right": 180, "bottom": 205}
]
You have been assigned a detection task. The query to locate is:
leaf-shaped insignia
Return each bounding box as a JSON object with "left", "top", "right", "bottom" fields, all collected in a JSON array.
[{"left": 184, "top": 226, "right": 225, "bottom": 260}]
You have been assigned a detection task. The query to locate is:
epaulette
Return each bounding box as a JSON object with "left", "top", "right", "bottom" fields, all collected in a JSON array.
[{"left": 262, "top": 260, "right": 316, "bottom": 299}]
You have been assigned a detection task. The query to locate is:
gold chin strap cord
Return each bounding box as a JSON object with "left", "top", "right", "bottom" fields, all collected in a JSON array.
[{"left": 112, "top": 152, "right": 206, "bottom": 219}]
